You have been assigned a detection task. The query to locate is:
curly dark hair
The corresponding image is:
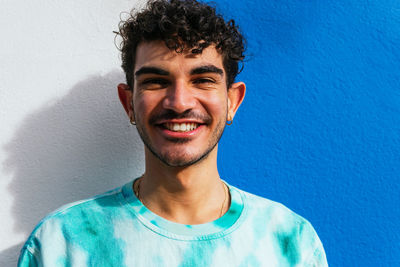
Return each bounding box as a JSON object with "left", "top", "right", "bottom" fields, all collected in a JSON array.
[{"left": 116, "top": 0, "right": 245, "bottom": 89}]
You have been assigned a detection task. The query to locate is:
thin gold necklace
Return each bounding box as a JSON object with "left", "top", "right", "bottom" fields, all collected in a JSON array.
[{"left": 134, "top": 177, "right": 229, "bottom": 218}]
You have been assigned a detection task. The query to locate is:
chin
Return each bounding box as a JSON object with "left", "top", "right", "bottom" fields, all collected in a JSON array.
[
  {"left": 149, "top": 147, "right": 212, "bottom": 167},
  {"left": 159, "top": 153, "right": 205, "bottom": 167}
]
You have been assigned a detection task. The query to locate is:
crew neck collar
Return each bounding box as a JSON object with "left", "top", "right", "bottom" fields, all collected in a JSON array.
[{"left": 121, "top": 178, "right": 246, "bottom": 241}]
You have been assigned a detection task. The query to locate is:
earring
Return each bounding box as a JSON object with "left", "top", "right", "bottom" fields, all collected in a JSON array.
[
  {"left": 129, "top": 102, "right": 136, "bottom": 125},
  {"left": 226, "top": 120, "right": 233, "bottom": 125}
]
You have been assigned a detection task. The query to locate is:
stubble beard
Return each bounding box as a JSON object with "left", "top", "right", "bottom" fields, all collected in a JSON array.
[{"left": 135, "top": 115, "right": 226, "bottom": 168}]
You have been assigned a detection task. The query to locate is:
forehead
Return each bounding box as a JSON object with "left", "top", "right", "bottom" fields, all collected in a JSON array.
[{"left": 134, "top": 41, "right": 224, "bottom": 73}]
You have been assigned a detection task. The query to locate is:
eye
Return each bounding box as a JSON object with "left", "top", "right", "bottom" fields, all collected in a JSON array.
[
  {"left": 193, "top": 78, "right": 215, "bottom": 84},
  {"left": 142, "top": 78, "right": 169, "bottom": 85},
  {"left": 140, "top": 78, "right": 170, "bottom": 89}
]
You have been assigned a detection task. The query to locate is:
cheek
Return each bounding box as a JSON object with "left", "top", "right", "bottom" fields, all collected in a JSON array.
[
  {"left": 199, "top": 93, "right": 228, "bottom": 117},
  {"left": 133, "top": 94, "right": 161, "bottom": 117}
]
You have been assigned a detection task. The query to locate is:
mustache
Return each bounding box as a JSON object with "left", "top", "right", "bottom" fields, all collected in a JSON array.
[{"left": 149, "top": 110, "right": 212, "bottom": 124}]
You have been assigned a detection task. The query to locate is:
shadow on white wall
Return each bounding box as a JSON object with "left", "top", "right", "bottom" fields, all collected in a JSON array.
[{"left": 1, "top": 70, "right": 144, "bottom": 266}]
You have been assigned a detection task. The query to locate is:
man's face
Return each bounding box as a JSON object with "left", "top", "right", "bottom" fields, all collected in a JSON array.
[{"left": 132, "top": 41, "right": 230, "bottom": 167}]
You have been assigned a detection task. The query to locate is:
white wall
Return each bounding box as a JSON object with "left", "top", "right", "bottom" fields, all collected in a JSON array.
[{"left": 0, "top": 1, "right": 145, "bottom": 265}]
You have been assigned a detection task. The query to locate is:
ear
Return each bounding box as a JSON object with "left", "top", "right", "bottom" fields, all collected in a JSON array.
[
  {"left": 227, "top": 81, "right": 246, "bottom": 121},
  {"left": 117, "top": 83, "right": 133, "bottom": 119}
]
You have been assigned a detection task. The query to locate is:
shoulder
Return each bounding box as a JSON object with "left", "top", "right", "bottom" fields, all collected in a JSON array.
[
  {"left": 235, "top": 186, "right": 307, "bottom": 226},
  {"left": 20, "top": 185, "right": 126, "bottom": 256},
  {"left": 233, "top": 186, "right": 328, "bottom": 266},
  {"left": 40, "top": 185, "right": 124, "bottom": 224}
]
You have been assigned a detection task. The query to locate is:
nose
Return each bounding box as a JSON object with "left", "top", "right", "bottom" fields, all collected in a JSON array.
[{"left": 162, "top": 80, "right": 196, "bottom": 113}]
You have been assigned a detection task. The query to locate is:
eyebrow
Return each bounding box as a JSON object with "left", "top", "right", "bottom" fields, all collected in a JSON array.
[
  {"left": 134, "top": 65, "right": 224, "bottom": 78},
  {"left": 134, "top": 67, "right": 169, "bottom": 77},
  {"left": 190, "top": 65, "right": 224, "bottom": 76}
]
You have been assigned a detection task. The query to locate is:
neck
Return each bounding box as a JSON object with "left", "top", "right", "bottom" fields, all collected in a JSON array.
[{"left": 137, "top": 146, "right": 230, "bottom": 225}]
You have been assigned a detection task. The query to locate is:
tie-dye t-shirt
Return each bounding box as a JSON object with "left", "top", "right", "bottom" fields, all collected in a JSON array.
[{"left": 18, "top": 179, "right": 328, "bottom": 266}]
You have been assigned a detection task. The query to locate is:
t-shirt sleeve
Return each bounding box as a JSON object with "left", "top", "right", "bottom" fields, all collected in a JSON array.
[
  {"left": 18, "top": 246, "right": 39, "bottom": 267},
  {"left": 301, "top": 221, "right": 328, "bottom": 267}
]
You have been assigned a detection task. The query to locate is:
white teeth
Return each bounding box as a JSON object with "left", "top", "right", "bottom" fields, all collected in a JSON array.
[{"left": 165, "top": 123, "right": 199, "bottom": 132}]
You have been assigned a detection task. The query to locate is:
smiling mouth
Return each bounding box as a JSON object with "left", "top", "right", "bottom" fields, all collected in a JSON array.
[{"left": 162, "top": 122, "right": 200, "bottom": 132}]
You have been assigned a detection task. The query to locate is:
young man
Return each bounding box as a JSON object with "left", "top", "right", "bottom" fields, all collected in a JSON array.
[{"left": 19, "top": 0, "right": 328, "bottom": 266}]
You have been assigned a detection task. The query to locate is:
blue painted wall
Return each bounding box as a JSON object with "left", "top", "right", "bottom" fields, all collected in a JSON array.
[{"left": 215, "top": 0, "right": 400, "bottom": 266}]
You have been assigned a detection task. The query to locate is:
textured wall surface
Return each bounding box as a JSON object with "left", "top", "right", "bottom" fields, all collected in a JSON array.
[
  {"left": 1, "top": 0, "right": 399, "bottom": 266},
  {"left": 215, "top": 0, "right": 400, "bottom": 266},
  {"left": 0, "top": 1, "right": 145, "bottom": 266}
]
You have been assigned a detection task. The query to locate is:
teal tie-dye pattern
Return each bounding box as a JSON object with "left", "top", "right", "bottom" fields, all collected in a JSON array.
[
  {"left": 275, "top": 228, "right": 301, "bottom": 265},
  {"left": 18, "top": 179, "right": 328, "bottom": 266},
  {"left": 61, "top": 205, "right": 126, "bottom": 266},
  {"left": 178, "top": 242, "right": 215, "bottom": 267},
  {"left": 239, "top": 255, "right": 262, "bottom": 267}
]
